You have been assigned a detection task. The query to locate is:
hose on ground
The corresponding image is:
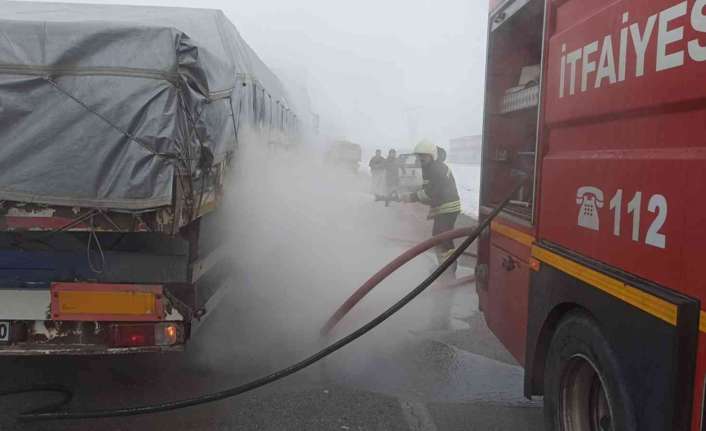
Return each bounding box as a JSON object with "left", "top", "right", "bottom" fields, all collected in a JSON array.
[
  {"left": 321, "top": 226, "right": 480, "bottom": 336},
  {"left": 18, "top": 182, "right": 522, "bottom": 422}
]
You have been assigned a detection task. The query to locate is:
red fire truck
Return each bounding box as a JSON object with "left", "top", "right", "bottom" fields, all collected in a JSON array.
[{"left": 478, "top": 0, "right": 706, "bottom": 430}]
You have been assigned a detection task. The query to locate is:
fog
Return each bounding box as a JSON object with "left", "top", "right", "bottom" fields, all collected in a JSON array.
[
  {"left": 21, "top": 0, "right": 489, "bottom": 152},
  {"left": 198, "top": 129, "right": 456, "bottom": 373}
]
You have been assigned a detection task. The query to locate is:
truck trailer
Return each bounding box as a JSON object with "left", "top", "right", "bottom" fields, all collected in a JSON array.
[
  {"left": 479, "top": 0, "right": 706, "bottom": 430},
  {"left": 0, "top": 2, "right": 299, "bottom": 355}
]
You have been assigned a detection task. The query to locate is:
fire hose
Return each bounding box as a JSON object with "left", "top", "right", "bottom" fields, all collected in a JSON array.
[
  {"left": 320, "top": 226, "right": 480, "bottom": 336},
  {"left": 13, "top": 182, "right": 521, "bottom": 422}
]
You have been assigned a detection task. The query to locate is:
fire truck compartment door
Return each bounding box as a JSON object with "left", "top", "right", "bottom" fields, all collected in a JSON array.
[{"left": 485, "top": 242, "right": 530, "bottom": 364}]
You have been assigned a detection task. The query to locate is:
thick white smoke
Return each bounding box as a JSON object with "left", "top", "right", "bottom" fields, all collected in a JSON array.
[{"left": 198, "top": 129, "right": 448, "bottom": 376}]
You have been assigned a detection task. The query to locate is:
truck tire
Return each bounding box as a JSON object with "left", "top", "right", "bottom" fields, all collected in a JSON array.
[{"left": 543, "top": 311, "right": 636, "bottom": 431}]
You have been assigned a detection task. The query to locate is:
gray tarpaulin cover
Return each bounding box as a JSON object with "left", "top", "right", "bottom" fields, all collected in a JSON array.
[{"left": 0, "top": 1, "right": 290, "bottom": 209}]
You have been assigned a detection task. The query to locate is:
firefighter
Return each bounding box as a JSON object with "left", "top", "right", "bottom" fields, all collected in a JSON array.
[
  {"left": 403, "top": 140, "right": 461, "bottom": 265},
  {"left": 402, "top": 140, "right": 461, "bottom": 329},
  {"left": 369, "top": 149, "right": 386, "bottom": 201},
  {"left": 384, "top": 149, "right": 400, "bottom": 207}
]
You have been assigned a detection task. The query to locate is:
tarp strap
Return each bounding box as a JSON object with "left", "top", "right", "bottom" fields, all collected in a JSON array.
[
  {"left": 44, "top": 75, "right": 213, "bottom": 223},
  {"left": 0, "top": 64, "right": 177, "bottom": 82},
  {"left": 44, "top": 77, "right": 175, "bottom": 159}
]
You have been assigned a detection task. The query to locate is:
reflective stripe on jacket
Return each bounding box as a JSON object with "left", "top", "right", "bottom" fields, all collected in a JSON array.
[
  {"left": 416, "top": 160, "right": 461, "bottom": 219},
  {"left": 428, "top": 200, "right": 462, "bottom": 218}
]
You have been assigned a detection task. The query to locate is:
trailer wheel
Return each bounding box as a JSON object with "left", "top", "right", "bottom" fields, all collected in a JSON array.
[{"left": 543, "top": 311, "right": 636, "bottom": 431}]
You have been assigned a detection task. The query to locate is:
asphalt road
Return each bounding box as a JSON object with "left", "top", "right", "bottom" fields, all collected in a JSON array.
[
  {"left": 0, "top": 171, "right": 544, "bottom": 431},
  {"left": 0, "top": 310, "right": 543, "bottom": 430}
]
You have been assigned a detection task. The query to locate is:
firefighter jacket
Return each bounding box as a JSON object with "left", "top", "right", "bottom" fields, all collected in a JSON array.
[{"left": 413, "top": 160, "right": 461, "bottom": 219}]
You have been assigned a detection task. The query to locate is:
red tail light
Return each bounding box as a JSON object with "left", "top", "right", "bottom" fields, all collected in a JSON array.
[
  {"left": 108, "top": 323, "right": 183, "bottom": 348},
  {"left": 110, "top": 324, "right": 154, "bottom": 347}
]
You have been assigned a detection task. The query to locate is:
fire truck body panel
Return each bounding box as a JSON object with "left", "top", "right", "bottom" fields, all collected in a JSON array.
[
  {"left": 481, "top": 0, "right": 706, "bottom": 429},
  {"left": 478, "top": 0, "right": 544, "bottom": 365},
  {"left": 479, "top": 219, "right": 535, "bottom": 364},
  {"left": 541, "top": 0, "right": 706, "bottom": 301},
  {"left": 540, "top": 1, "right": 706, "bottom": 428}
]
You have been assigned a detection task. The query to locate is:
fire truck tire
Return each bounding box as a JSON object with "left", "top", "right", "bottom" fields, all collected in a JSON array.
[{"left": 543, "top": 310, "right": 636, "bottom": 431}]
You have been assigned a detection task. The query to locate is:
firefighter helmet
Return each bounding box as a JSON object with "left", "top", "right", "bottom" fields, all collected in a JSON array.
[{"left": 414, "top": 140, "right": 438, "bottom": 160}]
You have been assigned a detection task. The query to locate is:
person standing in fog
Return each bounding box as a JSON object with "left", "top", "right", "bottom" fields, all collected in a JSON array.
[
  {"left": 369, "top": 149, "right": 386, "bottom": 201},
  {"left": 436, "top": 145, "right": 447, "bottom": 163},
  {"left": 384, "top": 149, "right": 400, "bottom": 206}
]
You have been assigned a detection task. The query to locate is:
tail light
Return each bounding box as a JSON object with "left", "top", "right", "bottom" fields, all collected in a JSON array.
[
  {"left": 109, "top": 323, "right": 182, "bottom": 348},
  {"left": 155, "top": 323, "right": 180, "bottom": 346}
]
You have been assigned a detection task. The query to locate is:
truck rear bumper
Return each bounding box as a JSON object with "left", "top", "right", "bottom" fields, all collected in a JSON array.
[
  {"left": 0, "top": 320, "right": 187, "bottom": 355},
  {"left": 0, "top": 283, "right": 188, "bottom": 355},
  {"left": 0, "top": 344, "right": 183, "bottom": 356}
]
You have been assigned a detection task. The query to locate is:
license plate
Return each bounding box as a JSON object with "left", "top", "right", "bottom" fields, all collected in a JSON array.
[{"left": 0, "top": 322, "right": 8, "bottom": 342}]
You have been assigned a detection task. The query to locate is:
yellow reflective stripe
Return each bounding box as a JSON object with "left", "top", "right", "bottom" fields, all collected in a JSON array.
[
  {"left": 429, "top": 200, "right": 461, "bottom": 217},
  {"left": 440, "top": 248, "right": 455, "bottom": 261},
  {"left": 700, "top": 311, "right": 706, "bottom": 333},
  {"left": 532, "top": 246, "right": 678, "bottom": 326},
  {"left": 434, "top": 201, "right": 461, "bottom": 211},
  {"left": 491, "top": 221, "right": 535, "bottom": 247}
]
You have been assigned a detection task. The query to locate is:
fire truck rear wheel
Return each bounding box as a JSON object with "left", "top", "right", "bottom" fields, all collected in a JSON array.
[{"left": 543, "top": 311, "right": 636, "bottom": 431}]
